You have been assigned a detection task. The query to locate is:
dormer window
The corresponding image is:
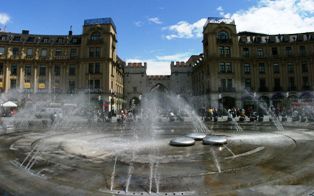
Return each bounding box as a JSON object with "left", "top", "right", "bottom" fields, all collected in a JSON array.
[
  {"left": 90, "top": 32, "right": 101, "bottom": 41},
  {"left": 217, "top": 31, "right": 229, "bottom": 40}
]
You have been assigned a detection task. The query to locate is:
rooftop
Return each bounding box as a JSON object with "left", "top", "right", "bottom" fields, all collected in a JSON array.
[{"left": 84, "top": 18, "right": 116, "bottom": 32}]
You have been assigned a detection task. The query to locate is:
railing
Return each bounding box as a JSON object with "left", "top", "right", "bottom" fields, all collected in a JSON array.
[{"left": 54, "top": 56, "right": 68, "bottom": 60}]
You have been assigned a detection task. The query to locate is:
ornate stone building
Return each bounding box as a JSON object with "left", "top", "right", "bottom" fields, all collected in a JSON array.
[
  {"left": 192, "top": 17, "right": 314, "bottom": 110},
  {"left": 0, "top": 18, "right": 124, "bottom": 111}
]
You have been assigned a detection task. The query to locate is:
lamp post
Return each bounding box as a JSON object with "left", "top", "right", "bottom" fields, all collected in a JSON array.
[
  {"left": 218, "top": 93, "right": 222, "bottom": 110},
  {"left": 253, "top": 92, "right": 257, "bottom": 113},
  {"left": 286, "top": 91, "right": 289, "bottom": 113}
]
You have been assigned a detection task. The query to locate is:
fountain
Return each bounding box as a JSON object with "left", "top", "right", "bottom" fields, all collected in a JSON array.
[{"left": 0, "top": 91, "right": 313, "bottom": 196}]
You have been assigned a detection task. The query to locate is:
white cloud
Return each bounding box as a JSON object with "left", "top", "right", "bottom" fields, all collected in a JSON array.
[
  {"left": 298, "top": 0, "right": 314, "bottom": 13},
  {"left": 0, "top": 13, "right": 10, "bottom": 25},
  {"left": 156, "top": 52, "right": 191, "bottom": 61},
  {"left": 217, "top": 6, "right": 225, "bottom": 16},
  {"left": 163, "top": 18, "right": 207, "bottom": 40},
  {"left": 126, "top": 52, "right": 192, "bottom": 75},
  {"left": 134, "top": 21, "right": 143, "bottom": 27},
  {"left": 148, "top": 17, "right": 162, "bottom": 25},
  {"left": 226, "top": 0, "right": 314, "bottom": 34}
]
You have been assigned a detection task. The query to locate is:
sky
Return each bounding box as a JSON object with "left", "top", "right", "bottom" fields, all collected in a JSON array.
[{"left": 1, "top": 0, "right": 314, "bottom": 75}]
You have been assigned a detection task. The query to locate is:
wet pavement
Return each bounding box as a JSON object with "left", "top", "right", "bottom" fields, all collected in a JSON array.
[{"left": 0, "top": 121, "right": 314, "bottom": 195}]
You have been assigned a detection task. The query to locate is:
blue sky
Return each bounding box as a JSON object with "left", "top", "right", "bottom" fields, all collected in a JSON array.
[{"left": 1, "top": 0, "right": 314, "bottom": 74}]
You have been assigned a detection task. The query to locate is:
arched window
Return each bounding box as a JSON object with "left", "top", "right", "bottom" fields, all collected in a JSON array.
[
  {"left": 217, "top": 31, "right": 229, "bottom": 40},
  {"left": 90, "top": 32, "right": 101, "bottom": 41}
]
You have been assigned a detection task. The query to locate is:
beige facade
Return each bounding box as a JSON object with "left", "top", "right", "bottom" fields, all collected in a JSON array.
[
  {"left": 0, "top": 18, "right": 124, "bottom": 111},
  {"left": 192, "top": 17, "right": 314, "bottom": 110}
]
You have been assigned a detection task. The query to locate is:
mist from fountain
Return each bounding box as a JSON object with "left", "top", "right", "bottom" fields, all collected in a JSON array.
[{"left": 244, "top": 89, "right": 285, "bottom": 131}]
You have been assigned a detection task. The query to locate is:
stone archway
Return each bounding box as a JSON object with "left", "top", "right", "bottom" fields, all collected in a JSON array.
[{"left": 150, "top": 83, "right": 168, "bottom": 93}]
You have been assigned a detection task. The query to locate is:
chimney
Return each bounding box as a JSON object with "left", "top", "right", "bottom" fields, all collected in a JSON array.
[{"left": 68, "top": 25, "right": 73, "bottom": 36}]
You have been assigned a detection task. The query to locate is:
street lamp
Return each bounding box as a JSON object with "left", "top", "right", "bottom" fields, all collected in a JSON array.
[{"left": 218, "top": 93, "right": 222, "bottom": 110}]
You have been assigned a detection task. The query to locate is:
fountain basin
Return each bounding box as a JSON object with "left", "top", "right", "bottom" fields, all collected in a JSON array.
[
  {"left": 169, "top": 137, "right": 195, "bottom": 146},
  {"left": 186, "top": 132, "right": 206, "bottom": 141},
  {"left": 203, "top": 135, "right": 227, "bottom": 145}
]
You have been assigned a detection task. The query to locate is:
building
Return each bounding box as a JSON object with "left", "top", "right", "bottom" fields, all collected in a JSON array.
[
  {"left": 192, "top": 17, "right": 314, "bottom": 110},
  {"left": 0, "top": 18, "right": 124, "bottom": 112},
  {"left": 124, "top": 61, "right": 193, "bottom": 108}
]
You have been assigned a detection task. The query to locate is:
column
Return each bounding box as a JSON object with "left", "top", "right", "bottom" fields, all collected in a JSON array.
[
  {"left": 48, "top": 65, "right": 52, "bottom": 93},
  {"left": 33, "top": 65, "right": 38, "bottom": 93},
  {"left": 4, "top": 63, "right": 10, "bottom": 92},
  {"left": 19, "top": 65, "right": 24, "bottom": 90}
]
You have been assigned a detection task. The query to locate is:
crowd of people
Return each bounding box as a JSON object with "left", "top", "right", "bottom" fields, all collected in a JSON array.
[{"left": 200, "top": 105, "right": 314, "bottom": 122}]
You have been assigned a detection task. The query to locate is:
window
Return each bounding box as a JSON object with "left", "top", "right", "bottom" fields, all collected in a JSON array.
[
  {"left": 95, "top": 80, "right": 100, "bottom": 89},
  {"left": 89, "top": 47, "right": 100, "bottom": 58},
  {"left": 0, "top": 63, "right": 3, "bottom": 75},
  {"left": 41, "top": 48, "right": 47, "bottom": 57},
  {"left": 260, "top": 78, "right": 266, "bottom": 88},
  {"left": 288, "top": 77, "right": 295, "bottom": 89},
  {"left": 271, "top": 47, "right": 278, "bottom": 56},
  {"left": 95, "top": 63, "right": 100, "bottom": 73},
  {"left": 27, "top": 48, "right": 33, "bottom": 56},
  {"left": 10, "top": 79, "right": 16, "bottom": 88},
  {"left": 220, "top": 79, "right": 226, "bottom": 88},
  {"left": 225, "top": 47, "right": 230, "bottom": 56},
  {"left": 217, "top": 31, "right": 229, "bottom": 40},
  {"left": 300, "top": 46, "right": 306, "bottom": 56},
  {"left": 11, "top": 64, "right": 17, "bottom": 76},
  {"left": 244, "top": 79, "right": 251, "bottom": 89},
  {"left": 242, "top": 48, "right": 249, "bottom": 57},
  {"left": 12, "top": 48, "right": 19, "bottom": 56},
  {"left": 54, "top": 65, "right": 61, "bottom": 76},
  {"left": 225, "top": 63, "right": 232, "bottom": 73},
  {"left": 244, "top": 64, "right": 251, "bottom": 74},
  {"left": 88, "top": 63, "right": 94, "bottom": 74},
  {"left": 259, "top": 63, "right": 265, "bottom": 74},
  {"left": 25, "top": 65, "right": 32, "bottom": 76},
  {"left": 274, "top": 78, "right": 280, "bottom": 88},
  {"left": 43, "top": 38, "right": 49, "bottom": 43},
  {"left": 273, "top": 64, "right": 280, "bottom": 74},
  {"left": 70, "top": 48, "right": 77, "bottom": 57},
  {"left": 285, "top": 47, "right": 292, "bottom": 56},
  {"left": 0, "top": 47, "right": 4, "bottom": 55},
  {"left": 287, "top": 63, "right": 294, "bottom": 73},
  {"left": 90, "top": 32, "right": 101, "bottom": 41},
  {"left": 303, "top": 76, "right": 309, "bottom": 87},
  {"left": 257, "top": 48, "right": 264, "bottom": 57},
  {"left": 69, "top": 81, "right": 75, "bottom": 91},
  {"left": 219, "top": 63, "right": 225, "bottom": 73},
  {"left": 219, "top": 47, "right": 224, "bottom": 55},
  {"left": 302, "top": 63, "right": 308, "bottom": 73},
  {"left": 39, "top": 65, "right": 46, "bottom": 76},
  {"left": 89, "top": 80, "right": 94, "bottom": 89},
  {"left": 55, "top": 49, "right": 62, "bottom": 56},
  {"left": 227, "top": 79, "right": 232, "bottom": 88},
  {"left": 69, "top": 65, "right": 76, "bottom": 76}
]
